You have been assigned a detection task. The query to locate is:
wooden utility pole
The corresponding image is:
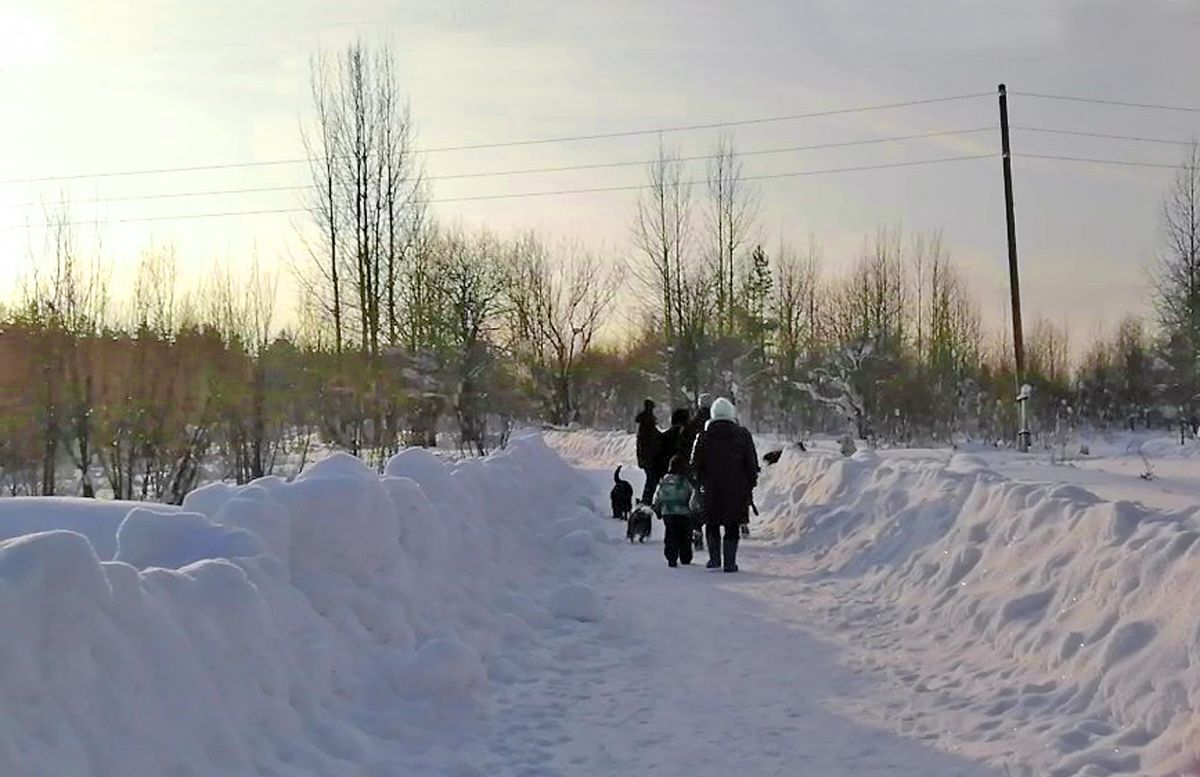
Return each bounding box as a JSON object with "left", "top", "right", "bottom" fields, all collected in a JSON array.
[{"left": 998, "top": 83, "right": 1030, "bottom": 451}]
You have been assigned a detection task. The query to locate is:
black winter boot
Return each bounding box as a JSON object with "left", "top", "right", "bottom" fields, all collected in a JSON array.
[
  {"left": 722, "top": 530, "right": 739, "bottom": 573},
  {"left": 705, "top": 523, "right": 722, "bottom": 568}
]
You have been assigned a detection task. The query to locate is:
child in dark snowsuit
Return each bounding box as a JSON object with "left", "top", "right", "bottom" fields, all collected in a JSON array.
[{"left": 652, "top": 454, "right": 695, "bottom": 567}]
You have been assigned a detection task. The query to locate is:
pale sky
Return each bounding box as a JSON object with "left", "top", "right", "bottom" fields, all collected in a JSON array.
[{"left": 1, "top": 0, "right": 1198, "bottom": 352}]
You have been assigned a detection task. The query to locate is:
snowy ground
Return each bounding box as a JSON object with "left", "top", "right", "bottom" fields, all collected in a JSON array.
[
  {"left": 2, "top": 429, "right": 1199, "bottom": 776},
  {"left": 551, "top": 431, "right": 1200, "bottom": 777}
]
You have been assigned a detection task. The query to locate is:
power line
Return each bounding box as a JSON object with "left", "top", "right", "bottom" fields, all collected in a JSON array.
[
  {"left": 1011, "top": 91, "right": 1200, "bottom": 114},
  {"left": 415, "top": 93, "right": 992, "bottom": 152},
  {"left": 432, "top": 126, "right": 993, "bottom": 179},
  {"left": 0, "top": 92, "right": 992, "bottom": 185},
  {"left": 13, "top": 184, "right": 308, "bottom": 209},
  {"left": 1014, "top": 152, "right": 1182, "bottom": 169},
  {"left": 5, "top": 153, "right": 996, "bottom": 229},
  {"left": 10, "top": 127, "right": 995, "bottom": 210},
  {"left": 428, "top": 154, "right": 995, "bottom": 203},
  {"left": 1013, "top": 126, "right": 1197, "bottom": 146}
]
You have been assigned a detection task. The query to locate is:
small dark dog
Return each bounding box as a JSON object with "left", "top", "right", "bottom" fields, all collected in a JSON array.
[
  {"left": 763, "top": 449, "right": 783, "bottom": 465},
  {"left": 627, "top": 503, "right": 653, "bottom": 543},
  {"left": 610, "top": 466, "right": 634, "bottom": 520}
]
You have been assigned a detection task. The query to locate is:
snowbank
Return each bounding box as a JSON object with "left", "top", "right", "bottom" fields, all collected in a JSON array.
[
  {"left": 756, "top": 450, "right": 1200, "bottom": 776},
  {"left": 0, "top": 432, "right": 603, "bottom": 777},
  {"left": 0, "top": 497, "right": 180, "bottom": 560}
]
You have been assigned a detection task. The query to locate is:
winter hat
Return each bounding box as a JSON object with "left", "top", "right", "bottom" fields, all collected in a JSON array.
[
  {"left": 710, "top": 397, "right": 736, "bottom": 422},
  {"left": 644, "top": 398, "right": 655, "bottom": 410}
]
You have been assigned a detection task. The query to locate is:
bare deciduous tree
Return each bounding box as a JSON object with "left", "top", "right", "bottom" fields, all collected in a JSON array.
[
  {"left": 705, "top": 134, "right": 759, "bottom": 336},
  {"left": 506, "top": 235, "right": 619, "bottom": 425},
  {"left": 300, "top": 40, "right": 423, "bottom": 357},
  {"left": 1153, "top": 142, "right": 1200, "bottom": 423},
  {"left": 632, "top": 139, "right": 693, "bottom": 400}
]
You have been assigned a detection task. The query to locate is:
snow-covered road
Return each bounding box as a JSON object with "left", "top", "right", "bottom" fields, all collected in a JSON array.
[
  {"left": 574, "top": 547, "right": 992, "bottom": 775},
  {"left": 475, "top": 459, "right": 995, "bottom": 777}
]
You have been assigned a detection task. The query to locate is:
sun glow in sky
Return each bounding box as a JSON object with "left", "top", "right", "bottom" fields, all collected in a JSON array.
[
  {"left": 0, "top": 0, "right": 1197, "bottom": 353},
  {"left": 0, "top": 7, "right": 57, "bottom": 69}
]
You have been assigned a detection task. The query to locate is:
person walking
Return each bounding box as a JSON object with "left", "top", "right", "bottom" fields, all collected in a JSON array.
[
  {"left": 679, "top": 393, "right": 713, "bottom": 550},
  {"left": 691, "top": 397, "right": 758, "bottom": 572},
  {"left": 653, "top": 407, "right": 690, "bottom": 476},
  {"left": 635, "top": 398, "right": 662, "bottom": 503},
  {"left": 651, "top": 454, "right": 695, "bottom": 567}
]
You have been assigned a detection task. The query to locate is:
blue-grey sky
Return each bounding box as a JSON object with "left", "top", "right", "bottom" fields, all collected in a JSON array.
[{"left": 1, "top": 0, "right": 1197, "bottom": 350}]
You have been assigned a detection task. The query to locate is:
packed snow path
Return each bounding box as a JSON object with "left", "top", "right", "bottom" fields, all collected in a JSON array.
[{"left": 489, "top": 487, "right": 995, "bottom": 777}]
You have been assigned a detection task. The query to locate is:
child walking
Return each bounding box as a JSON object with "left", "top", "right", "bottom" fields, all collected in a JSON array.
[{"left": 652, "top": 454, "right": 695, "bottom": 567}]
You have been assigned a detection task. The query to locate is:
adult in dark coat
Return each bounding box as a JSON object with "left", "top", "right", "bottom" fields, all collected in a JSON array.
[
  {"left": 679, "top": 393, "right": 713, "bottom": 549},
  {"left": 635, "top": 399, "right": 662, "bottom": 502},
  {"left": 653, "top": 407, "right": 691, "bottom": 476},
  {"left": 678, "top": 393, "right": 713, "bottom": 481},
  {"left": 691, "top": 397, "right": 759, "bottom": 572}
]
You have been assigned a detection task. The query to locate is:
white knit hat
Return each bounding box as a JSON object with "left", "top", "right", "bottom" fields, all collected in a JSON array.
[{"left": 710, "top": 397, "right": 736, "bottom": 422}]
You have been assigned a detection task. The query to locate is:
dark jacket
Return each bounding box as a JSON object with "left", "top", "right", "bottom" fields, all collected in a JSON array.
[
  {"left": 635, "top": 408, "right": 661, "bottom": 470},
  {"left": 692, "top": 419, "right": 759, "bottom": 526},
  {"left": 678, "top": 408, "right": 710, "bottom": 481},
  {"left": 653, "top": 423, "right": 684, "bottom": 475}
]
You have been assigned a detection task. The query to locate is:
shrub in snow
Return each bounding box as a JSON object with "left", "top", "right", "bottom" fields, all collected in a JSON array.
[
  {"left": 838, "top": 434, "right": 857, "bottom": 457},
  {"left": 548, "top": 583, "right": 603, "bottom": 622}
]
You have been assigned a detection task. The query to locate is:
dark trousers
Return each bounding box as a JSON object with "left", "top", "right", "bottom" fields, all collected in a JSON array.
[
  {"left": 705, "top": 522, "right": 740, "bottom": 570},
  {"left": 641, "top": 469, "right": 662, "bottom": 504},
  {"left": 663, "top": 515, "right": 694, "bottom": 565}
]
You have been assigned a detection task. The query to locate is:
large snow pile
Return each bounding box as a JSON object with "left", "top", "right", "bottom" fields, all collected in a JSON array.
[
  {"left": 0, "top": 432, "right": 605, "bottom": 777},
  {"left": 754, "top": 449, "right": 1200, "bottom": 777}
]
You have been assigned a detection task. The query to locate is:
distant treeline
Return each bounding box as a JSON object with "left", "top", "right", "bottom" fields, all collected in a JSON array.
[{"left": 3, "top": 41, "right": 1197, "bottom": 500}]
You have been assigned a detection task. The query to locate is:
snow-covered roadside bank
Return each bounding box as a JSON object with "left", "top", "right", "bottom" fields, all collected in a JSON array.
[
  {"left": 0, "top": 433, "right": 619, "bottom": 777},
  {"left": 550, "top": 431, "right": 1200, "bottom": 777}
]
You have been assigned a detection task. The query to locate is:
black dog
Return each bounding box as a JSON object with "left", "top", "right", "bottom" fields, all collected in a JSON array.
[
  {"left": 610, "top": 466, "right": 634, "bottom": 520},
  {"left": 627, "top": 502, "right": 653, "bottom": 543},
  {"left": 763, "top": 449, "right": 783, "bottom": 465}
]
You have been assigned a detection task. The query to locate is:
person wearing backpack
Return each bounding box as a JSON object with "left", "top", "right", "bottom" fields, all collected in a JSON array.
[{"left": 651, "top": 453, "right": 695, "bottom": 568}]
